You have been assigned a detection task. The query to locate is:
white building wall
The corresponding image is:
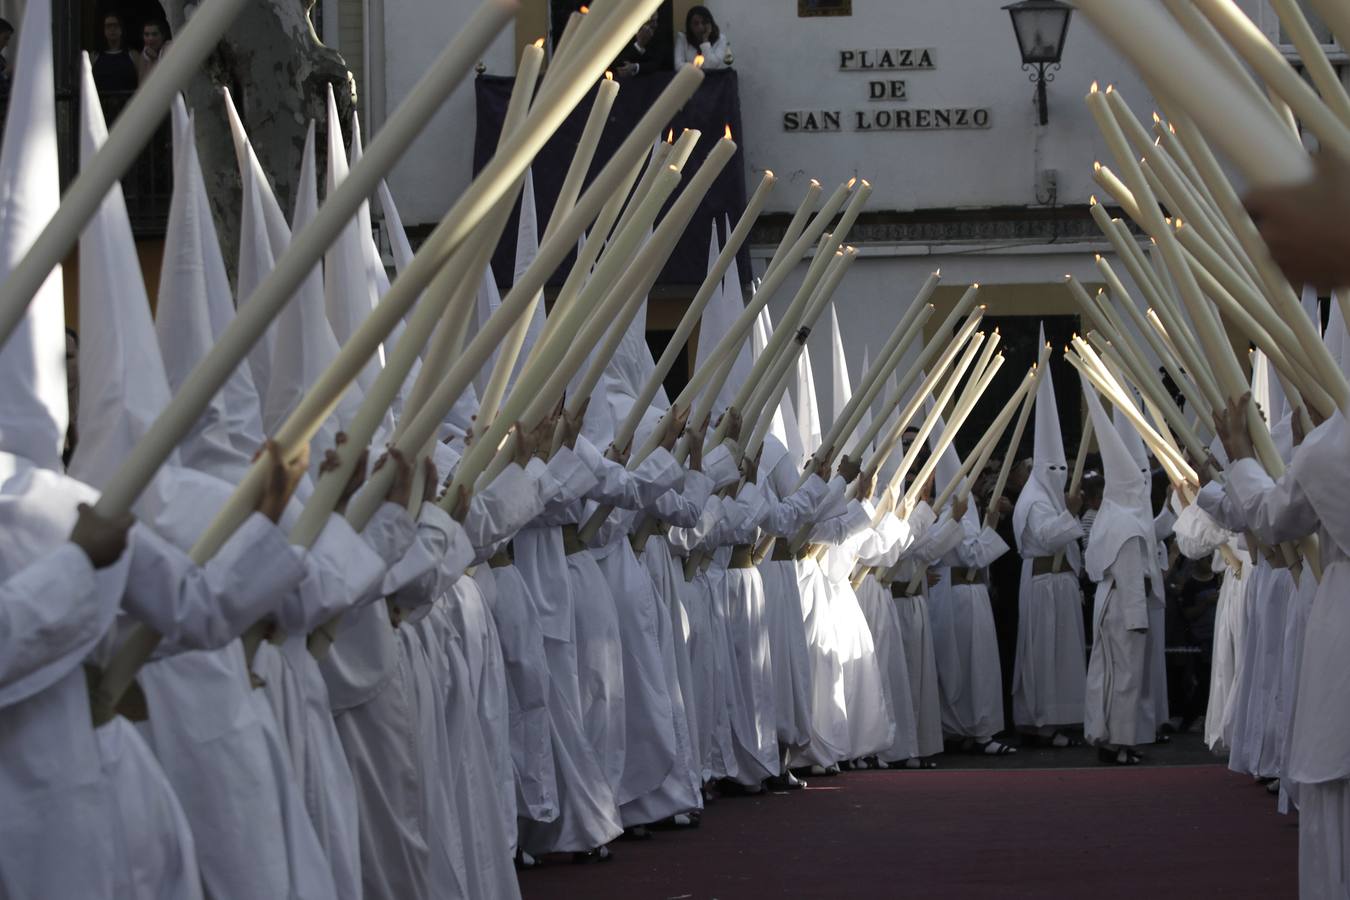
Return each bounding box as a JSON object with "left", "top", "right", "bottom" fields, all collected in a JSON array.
[{"left": 379, "top": 0, "right": 514, "bottom": 225}]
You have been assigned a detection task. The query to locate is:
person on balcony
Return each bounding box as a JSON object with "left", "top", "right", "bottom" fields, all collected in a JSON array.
[
  {"left": 140, "top": 19, "right": 171, "bottom": 74},
  {"left": 612, "top": 11, "right": 670, "bottom": 78},
  {"left": 675, "top": 6, "right": 731, "bottom": 70},
  {"left": 91, "top": 13, "right": 140, "bottom": 103}
]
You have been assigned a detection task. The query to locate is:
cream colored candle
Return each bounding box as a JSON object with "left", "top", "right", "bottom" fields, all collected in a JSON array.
[
  {"left": 718, "top": 181, "right": 872, "bottom": 443},
  {"left": 763, "top": 180, "right": 823, "bottom": 278},
  {"left": 1191, "top": 0, "right": 1350, "bottom": 160},
  {"left": 612, "top": 169, "right": 778, "bottom": 451},
  {"left": 1073, "top": 0, "right": 1312, "bottom": 186},
  {"left": 568, "top": 137, "right": 738, "bottom": 421},
  {"left": 1095, "top": 254, "right": 1213, "bottom": 428},
  {"left": 900, "top": 353, "right": 1006, "bottom": 513},
  {"left": 866, "top": 300, "right": 984, "bottom": 482},
  {"left": 882, "top": 332, "right": 989, "bottom": 504},
  {"left": 932, "top": 364, "right": 1038, "bottom": 521},
  {"left": 338, "top": 63, "right": 707, "bottom": 531},
  {"left": 475, "top": 74, "right": 620, "bottom": 429},
  {"left": 446, "top": 163, "right": 689, "bottom": 499},
  {"left": 982, "top": 350, "right": 1049, "bottom": 526},
  {"left": 746, "top": 249, "right": 860, "bottom": 458},
  {"left": 816, "top": 273, "right": 940, "bottom": 461},
  {"left": 468, "top": 133, "right": 740, "bottom": 493},
  {"left": 94, "top": 0, "right": 519, "bottom": 524}
]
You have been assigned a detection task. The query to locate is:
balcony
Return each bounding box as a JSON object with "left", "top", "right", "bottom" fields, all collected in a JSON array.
[{"left": 473, "top": 68, "right": 748, "bottom": 289}]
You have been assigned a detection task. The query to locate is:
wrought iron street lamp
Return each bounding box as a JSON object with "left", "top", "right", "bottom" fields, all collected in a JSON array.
[{"left": 1003, "top": 0, "right": 1073, "bottom": 126}]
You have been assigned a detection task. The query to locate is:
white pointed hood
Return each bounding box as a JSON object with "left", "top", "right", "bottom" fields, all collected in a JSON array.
[
  {"left": 751, "top": 303, "right": 796, "bottom": 476},
  {"left": 155, "top": 99, "right": 265, "bottom": 481},
  {"left": 1081, "top": 377, "right": 1156, "bottom": 583},
  {"left": 350, "top": 113, "right": 420, "bottom": 427},
  {"left": 474, "top": 169, "right": 549, "bottom": 398},
  {"left": 925, "top": 401, "right": 979, "bottom": 530},
  {"left": 67, "top": 54, "right": 176, "bottom": 489},
  {"left": 828, "top": 305, "right": 851, "bottom": 432},
  {"left": 795, "top": 341, "right": 823, "bottom": 457},
  {"left": 224, "top": 87, "right": 291, "bottom": 405},
  {"left": 695, "top": 222, "right": 744, "bottom": 420},
  {"left": 850, "top": 346, "right": 872, "bottom": 457},
  {"left": 593, "top": 224, "right": 665, "bottom": 449},
  {"left": 697, "top": 222, "right": 745, "bottom": 419},
  {"left": 1013, "top": 325, "right": 1079, "bottom": 570},
  {"left": 324, "top": 84, "right": 382, "bottom": 395},
  {"left": 263, "top": 122, "right": 361, "bottom": 475},
  {"left": 0, "top": 0, "right": 67, "bottom": 470}
]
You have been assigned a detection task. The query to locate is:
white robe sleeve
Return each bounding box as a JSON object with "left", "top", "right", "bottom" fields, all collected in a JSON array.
[
  {"left": 273, "top": 512, "right": 392, "bottom": 633},
  {"left": 384, "top": 504, "right": 475, "bottom": 600},
  {"left": 461, "top": 459, "right": 552, "bottom": 555},
  {"left": 703, "top": 444, "right": 742, "bottom": 491},
  {"left": 122, "top": 514, "right": 306, "bottom": 650},
  {"left": 761, "top": 474, "right": 830, "bottom": 537},
  {"left": 1226, "top": 457, "right": 1321, "bottom": 545},
  {"left": 1172, "top": 502, "right": 1234, "bottom": 561},
  {"left": 650, "top": 468, "right": 715, "bottom": 528},
  {"left": 676, "top": 31, "right": 730, "bottom": 68},
  {"left": 0, "top": 543, "right": 102, "bottom": 694},
  {"left": 357, "top": 502, "right": 419, "bottom": 569},
  {"left": 1026, "top": 501, "right": 1084, "bottom": 554},
  {"left": 1105, "top": 536, "right": 1151, "bottom": 632},
  {"left": 954, "top": 523, "right": 1010, "bottom": 568},
  {"left": 918, "top": 515, "right": 967, "bottom": 565},
  {"left": 808, "top": 498, "right": 873, "bottom": 546},
  {"left": 1195, "top": 480, "right": 1250, "bottom": 533}
]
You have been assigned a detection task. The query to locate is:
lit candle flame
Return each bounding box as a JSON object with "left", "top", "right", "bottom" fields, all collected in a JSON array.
[
  {"left": 847, "top": 177, "right": 858, "bottom": 188},
  {"left": 533, "top": 37, "right": 545, "bottom": 49},
  {"left": 604, "top": 70, "right": 613, "bottom": 80},
  {"left": 1105, "top": 84, "right": 1116, "bottom": 95},
  {"left": 665, "top": 129, "right": 674, "bottom": 143},
  {"left": 1152, "top": 111, "right": 1162, "bottom": 124},
  {"left": 935, "top": 268, "right": 942, "bottom": 276},
  {"left": 810, "top": 178, "right": 822, "bottom": 188},
  {"left": 861, "top": 178, "right": 872, "bottom": 188},
  {"left": 1090, "top": 81, "right": 1100, "bottom": 93},
  {"left": 724, "top": 123, "right": 732, "bottom": 140},
  {"left": 1093, "top": 161, "right": 1102, "bottom": 172},
  {"left": 1089, "top": 194, "right": 1097, "bottom": 206},
  {"left": 694, "top": 54, "right": 705, "bottom": 68},
  {"left": 579, "top": 5, "right": 588, "bottom": 12}
]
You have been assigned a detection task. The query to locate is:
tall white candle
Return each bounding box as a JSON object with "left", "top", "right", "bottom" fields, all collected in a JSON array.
[
  {"left": 1074, "top": 0, "right": 1312, "bottom": 186},
  {"left": 95, "top": 0, "right": 518, "bottom": 524},
  {"left": 339, "top": 62, "right": 707, "bottom": 530}
]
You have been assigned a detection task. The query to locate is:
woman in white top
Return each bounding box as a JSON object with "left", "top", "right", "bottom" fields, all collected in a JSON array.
[{"left": 675, "top": 6, "right": 731, "bottom": 70}]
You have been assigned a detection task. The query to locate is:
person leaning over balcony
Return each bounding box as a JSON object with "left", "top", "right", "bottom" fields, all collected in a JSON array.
[
  {"left": 140, "top": 19, "right": 171, "bottom": 74},
  {"left": 675, "top": 6, "right": 731, "bottom": 69},
  {"left": 91, "top": 13, "right": 140, "bottom": 95}
]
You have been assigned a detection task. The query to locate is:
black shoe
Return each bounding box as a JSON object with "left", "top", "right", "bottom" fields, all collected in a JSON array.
[{"left": 620, "top": 825, "right": 653, "bottom": 841}]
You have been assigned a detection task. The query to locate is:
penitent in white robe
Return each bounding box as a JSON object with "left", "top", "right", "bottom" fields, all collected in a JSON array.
[
  {"left": 755, "top": 461, "right": 834, "bottom": 754},
  {"left": 928, "top": 514, "right": 1010, "bottom": 742},
  {"left": 0, "top": 455, "right": 311, "bottom": 900},
  {"left": 1010, "top": 499, "right": 1086, "bottom": 730},
  {"left": 1226, "top": 429, "right": 1350, "bottom": 899},
  {"left": 818, "top": 501, "right": 899, "bottom": 760},
  {"left": 1083, "top": 535, "right": 1159, "bottom": 748},
  {"left": 854, "top": 509, "right": 919, "bottom": 763}
]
